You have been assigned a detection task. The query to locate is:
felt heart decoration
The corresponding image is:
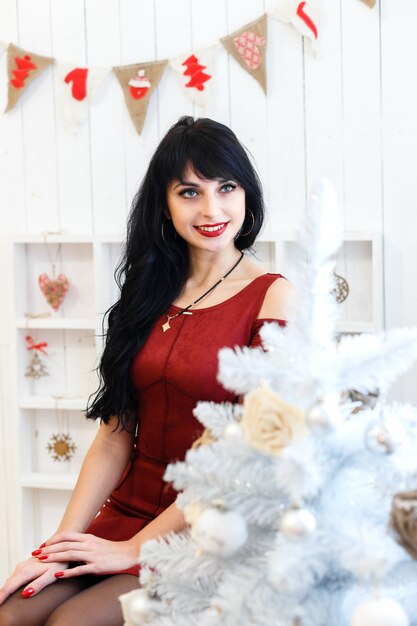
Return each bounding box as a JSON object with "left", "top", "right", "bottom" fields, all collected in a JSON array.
[{"left": 38, "top": 273, "right": 70, "bottom": 310}]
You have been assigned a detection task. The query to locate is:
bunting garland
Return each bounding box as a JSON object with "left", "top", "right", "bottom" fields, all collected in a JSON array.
[
  {"left": 270, "top": 0, "right": 320, "bottom": 54},
  {"left": 169, "top": 46, "right": 217, "bottom": 108},
  {"left": 113, "top": 60, "right": 167, "bottom": 135},
  {"left": 0, "top": 1, "right": 378, "bottom": 134},
  {"left": 5, "top": 44, "right": 53, "bottom": 112},
  {"left": 221, "top": 15, "right": 268, "bottom": 94},
  {"left": 56, "top": 63, "right": 110, "bottom": 130}
]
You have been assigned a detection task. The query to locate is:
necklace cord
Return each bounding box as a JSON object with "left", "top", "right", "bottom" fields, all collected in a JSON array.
[{"left": 172, "top": 251, "right": 245, "bottom": 320}]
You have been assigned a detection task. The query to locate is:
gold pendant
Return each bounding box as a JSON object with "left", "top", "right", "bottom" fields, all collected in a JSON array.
[{"left": 162, "top": 317, "right": 171, "bottom": 332}]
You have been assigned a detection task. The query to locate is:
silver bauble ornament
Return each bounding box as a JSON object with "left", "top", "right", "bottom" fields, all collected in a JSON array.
[
  {"left": 350, "top": 597, "right": 409, "bottom": 626},
  {"left": 280, "top": 508, "right": 317, "bottom": 540}
]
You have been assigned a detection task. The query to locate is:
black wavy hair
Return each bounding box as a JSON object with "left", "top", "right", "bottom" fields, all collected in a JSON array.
[{"left": 86, "top": 116, "right": 265, "bottom": 429}]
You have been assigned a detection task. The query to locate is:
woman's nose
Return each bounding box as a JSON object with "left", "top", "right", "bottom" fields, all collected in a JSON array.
[{"left": 201, "top": 192, "right": 221, "bottom": 218}]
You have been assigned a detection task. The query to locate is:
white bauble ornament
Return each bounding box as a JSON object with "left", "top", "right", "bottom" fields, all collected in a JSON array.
[
  {"left": 350, "top": 597, "right": 409, "bottom": 626},
  {"left": 307, "top": 393, "right": 341, "bottom": 430},
  {"left": 365, "top": 418, "right": 404, "bottom": 455},
  {"left": 119, "top": 589, "right": 155, "bottom": 626},
  {"left": 280, "top": 508, "right": 317, "bottom": 540},
  {"left": 224, "top": 421, "right": 243, "bottom": 439},
  {"left": 191, "top": 507, "right": 248, "bottom": 557}
]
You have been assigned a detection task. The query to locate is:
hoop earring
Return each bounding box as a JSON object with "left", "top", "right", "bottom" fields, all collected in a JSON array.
[
  {"left": 161, "top": 220, "right": 167, "bottom": 242},
  {"left": 240, "top": 209, "right": 255, "bottom": 237}
]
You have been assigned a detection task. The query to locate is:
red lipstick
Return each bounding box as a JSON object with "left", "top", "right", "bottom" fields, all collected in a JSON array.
[{"left": 193, "top": 222, "right": 229, "bottom": 238}]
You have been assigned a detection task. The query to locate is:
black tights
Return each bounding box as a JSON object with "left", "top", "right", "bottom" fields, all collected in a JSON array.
[{"left": 0, "top": 574, "right": 139, "bottom": 626}]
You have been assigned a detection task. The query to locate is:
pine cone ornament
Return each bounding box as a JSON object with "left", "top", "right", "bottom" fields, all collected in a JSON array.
[{"left": 390, "top": 489, "right": 417, "bottom": 559}]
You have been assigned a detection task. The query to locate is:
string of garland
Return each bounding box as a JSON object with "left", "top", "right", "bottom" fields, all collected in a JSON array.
[{"left": 0, "top": 0, "right": 376, "bottom": 134}]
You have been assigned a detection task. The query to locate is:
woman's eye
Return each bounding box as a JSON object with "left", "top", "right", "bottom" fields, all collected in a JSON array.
[
  {"left": 221, "top": 183, "right": 237, "bottom": 193},
  {"left": 179, "top": 189, "right": 198, "bottom": 198}
]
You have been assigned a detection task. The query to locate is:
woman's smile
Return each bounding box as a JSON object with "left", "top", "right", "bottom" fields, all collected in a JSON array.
[{"left": 193, "top": 222, "right": 229, "bottom": 237}]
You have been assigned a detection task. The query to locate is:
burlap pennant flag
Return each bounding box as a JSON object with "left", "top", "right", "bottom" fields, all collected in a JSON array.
[
  {"left": 5, "top": 43, "right": 54, "bottom": 112},
  {"left": 221, "top": 14, "right": 268, "bottom": 94},
  {"left": 113, "top": 60, "right": 167, "bottom": 135},
  {"left": 270, "top": 1, "right": 320, "bottom": 54},
  {"left": 359, "top": 0, "right": 377, "bottom": 7},
  {"left": 169, "top": 45, "right": 218, "bottom": 108},
  {"left": 56, "top": 63, "right": 111, "bottom": 130}
]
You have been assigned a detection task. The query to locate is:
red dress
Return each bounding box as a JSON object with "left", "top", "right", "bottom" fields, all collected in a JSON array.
[{"left": 86, "top": 273, "right": 286, "bottom": 575}]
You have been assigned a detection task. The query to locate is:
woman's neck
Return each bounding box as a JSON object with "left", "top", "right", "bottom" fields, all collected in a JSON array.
[{"left": 187, "top": 246, "right": 243, "bottom": 288}]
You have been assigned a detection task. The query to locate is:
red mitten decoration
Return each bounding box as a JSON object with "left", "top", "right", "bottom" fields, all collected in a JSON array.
[
  {"left": 64, "top": 68, "right": 88, "bottom": 101},
  {"left": 38, "top": 273, "right": 70, "bottom": 311}
]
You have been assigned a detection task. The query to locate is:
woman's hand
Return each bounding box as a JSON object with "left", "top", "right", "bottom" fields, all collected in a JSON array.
[
  {"left": 33, "top": 532, "right": 139, "bottom": 578},
  {"left": 0, "top": 557, "right": 69, "bottom": 604}
]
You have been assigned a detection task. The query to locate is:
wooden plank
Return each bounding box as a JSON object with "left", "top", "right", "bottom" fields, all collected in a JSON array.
[
  {"left": 380, "top": 0, "right": 417, "bottom": 403},
  {"left": 340, "top": 0, "right": 382, "bottom": 231},
  {"left": 226, "top": 0, "right": 268, "bottom": 222},
  {"left": 119, "top": 0, "right": 159, "bottom": 214},
  {"left": 49, "top": 0, "right": 93, "bottom": 233},
  {"left": 85, "top": 0, "right": 126, "bottom": 234},
  {"left": 189, "top": 0, "right": 230, "bottom": 124},
  {"left": 154, "top": 0, "right": 194, "bottom": 136},
  {"left": 0, "top": 0, "right": 26, "bottom": 238},
  {"left": 15, "top": 0, "right": 59, "bottom": 232},
  {"left": 303, "top": 0, "right": 344, "bottom": 216},
  {"left": 264, "top": 0, "right": 306, "bottom": 234}
]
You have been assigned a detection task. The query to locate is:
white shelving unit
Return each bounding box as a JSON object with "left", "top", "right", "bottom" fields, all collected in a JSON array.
[
  {"left": 254, "top": 231, "right": 383, "bottom": 333},
  {"left": 11, "top": 233, "right": 123, "bottom": 558},
  {"left": 10, "top": 231, "right": 381, "bottom": 559}
]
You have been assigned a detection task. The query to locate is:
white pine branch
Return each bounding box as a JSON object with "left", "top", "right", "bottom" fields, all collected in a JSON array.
[{"left": 336, "top": 328, "right": 417, "bottom": 394}]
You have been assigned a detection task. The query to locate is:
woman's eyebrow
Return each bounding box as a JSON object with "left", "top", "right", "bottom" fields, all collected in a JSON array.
[
  {"left": 173, "top": 180, "right": 200, "bottom": 189},
  {"left": 173, "top": 177, "right": 233, "bottom": 189}
]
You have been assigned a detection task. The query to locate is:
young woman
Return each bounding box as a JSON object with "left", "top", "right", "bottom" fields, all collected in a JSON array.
[{"left": 0, "top": 116, "right": 292, "bottom": 626}]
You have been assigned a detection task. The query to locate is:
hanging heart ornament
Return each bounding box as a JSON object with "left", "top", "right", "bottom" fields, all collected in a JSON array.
[{"left": 38, "top": 273, "right": 70, "bottom": 310}]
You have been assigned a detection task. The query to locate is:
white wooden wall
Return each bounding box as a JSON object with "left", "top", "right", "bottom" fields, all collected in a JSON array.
[{"left": 0, "top": 0, "right": 416, "bottom": 579}]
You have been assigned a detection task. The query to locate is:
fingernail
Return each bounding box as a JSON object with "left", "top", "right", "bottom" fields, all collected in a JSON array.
[
  {"left": 39, "top": 542, "right": 46, "bottom": 548},
  {"left": 38, "top": 555, "right": 48, "bottom": 561},
  {"left": 31, "top": 549, "right": 42, "bottom": 556},
  {"left": 22, "top": 588, "right": 35, "bottom": 598},
  {"left": 55, "top": 572, "right": 64, "bottom": 578}
]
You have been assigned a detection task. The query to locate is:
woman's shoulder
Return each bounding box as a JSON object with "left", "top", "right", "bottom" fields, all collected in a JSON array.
[
  {"left": 255, "top": 273, "right": 293, "bottom": 321},
  {"left": 238, "top": 256, "right": 293, "bottom": 320}
]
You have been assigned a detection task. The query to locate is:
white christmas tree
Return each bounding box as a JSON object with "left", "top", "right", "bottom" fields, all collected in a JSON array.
[{"left": 120, "top": 180, "right": 417, "bottom": 626}]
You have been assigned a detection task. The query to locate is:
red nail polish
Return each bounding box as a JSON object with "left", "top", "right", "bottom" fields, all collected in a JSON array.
[
  {"left": 31, "top": 549, "right": 42, "bottom": 556},
  {"left": 22, "top": 588, "right": 35, "bottom": 598},
  {"left": 55, "top": 571, "right": 64, "bottom": 578},
  {"left": 39, "top": 542, "right": 46, "bottom": 548},
  {"left": 38, "top": 555, "right": 48, "bottom": 561}
]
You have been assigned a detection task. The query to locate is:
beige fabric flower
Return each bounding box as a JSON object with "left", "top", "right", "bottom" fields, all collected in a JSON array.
[
  {"left": 240, "top": 387, "right": 308, "bottom": 455},
  {"left": 390, "top": 489, "right": 417, "bottom": 559}
]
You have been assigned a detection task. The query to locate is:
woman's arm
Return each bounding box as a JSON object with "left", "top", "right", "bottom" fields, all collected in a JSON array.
[
  {"left": 55, "top": 416, "right": 135, "bottom": 533},
  {"left": 0, "top": 416, "right": 134, "bottom": 603}
]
